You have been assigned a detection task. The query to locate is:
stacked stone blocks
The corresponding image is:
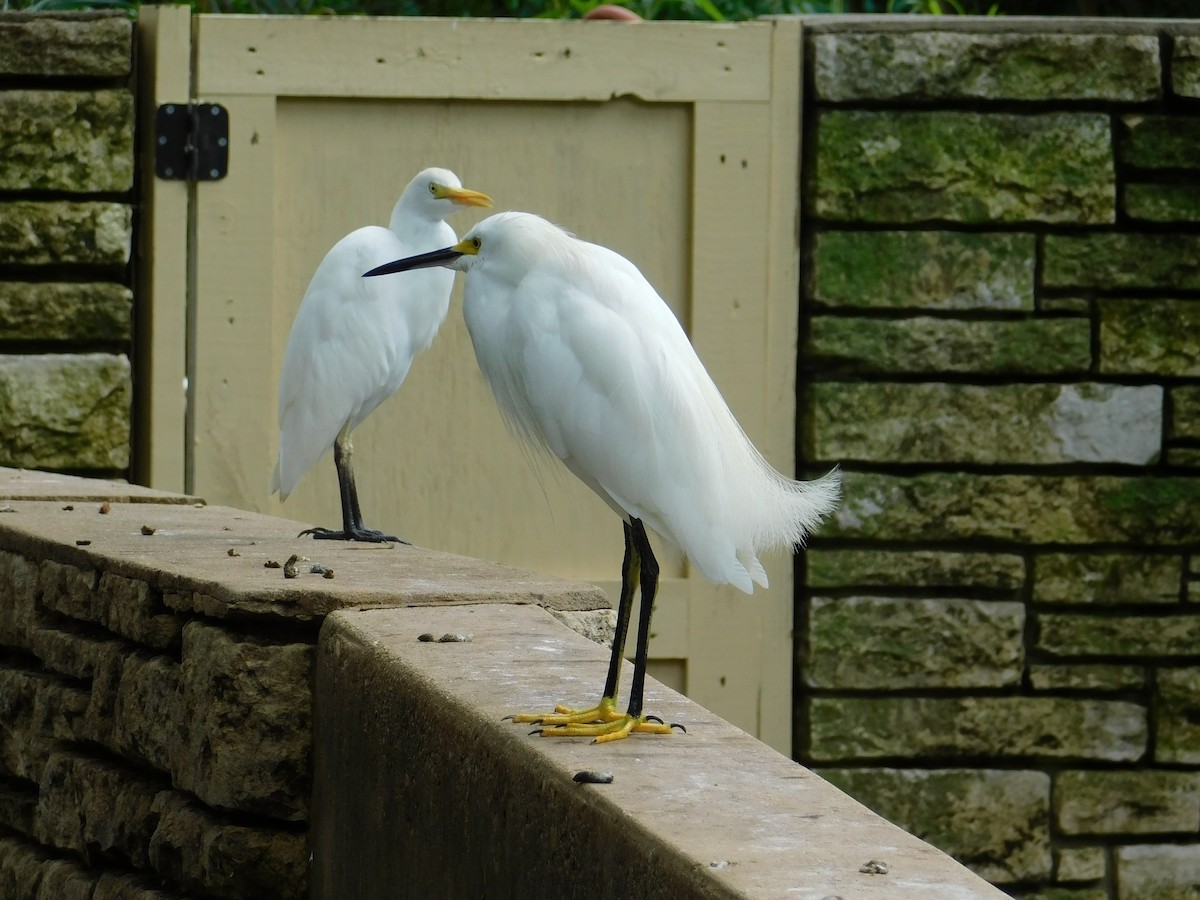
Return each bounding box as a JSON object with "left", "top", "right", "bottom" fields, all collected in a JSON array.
[
  {"left": 801, "top": 22, "right": 1200, "bottom": 900},
  {"left": 0, "top": 12, "right": 134, "bottom": 476}
]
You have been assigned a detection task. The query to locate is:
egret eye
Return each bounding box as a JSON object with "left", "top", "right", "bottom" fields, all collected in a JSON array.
[
  {"left": 472, "top": 237, "right": 482, "bottom": 250},
  {"left": 428, "top": 182, "right": 438, "bottom": 195}
]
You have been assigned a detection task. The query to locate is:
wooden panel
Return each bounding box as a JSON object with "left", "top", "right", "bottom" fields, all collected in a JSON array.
[
  {"left": 194, "top": 15, "right": 771, "bottom": 102},
  {"left": 134, "top": 5, "right": 192, "bottom": 492}
]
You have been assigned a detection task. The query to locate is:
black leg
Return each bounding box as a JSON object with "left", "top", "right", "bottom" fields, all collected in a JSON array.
[
  {"left": 599, "top": 520, "right": 638, "bottom": 704},
  {"left": 624, "top": 517, "right": 659, "bottom": 720},
  {"left": 299, "top": 431, "right": 408, "bottom": 544}
]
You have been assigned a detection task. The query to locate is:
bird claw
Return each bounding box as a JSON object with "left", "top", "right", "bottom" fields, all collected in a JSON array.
[{"left": 298, "top": 525, "right": 409, "bottom": 544}]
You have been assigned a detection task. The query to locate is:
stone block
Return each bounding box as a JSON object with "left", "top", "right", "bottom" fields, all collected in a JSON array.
[
  {"left": 0, "top": 13, "right": 131, "bottom": 76},
  {"left": 0, "top": 201, "right": 131, "bottom": 267},
  {"left": 805, "top": 316, "right": 1090, "bottom": 375},
  {"left": 1044, "top": 234, "right": 1200, "bottom": 290},
  {"left": 811, "top": 31, "right": 1158, "bottom": 102},
  {"left": 176, "top": 621, "right": 313, "bottom": 821},
  {"left": 1055, "top": 846, "right": 1107, "bottom": 882},
  {"left": 809, "top": 383, "right": 1161, "bottom": 465},
  {"left": 34, "top": 857, "right": 95, "bottom": 900},
  {"left": 811, "top": 110, "right": 1114, "bottom": 224},
  {"left": 827, "top": 472, "right": 1200, "bottom": 545},
  {"left": 37, "top": 559, "right": 99, "bottom": 624},
  {"left": 808, "top": 231, "right": 1034, "bottom": 309},
  {"left": 1116, "top": 844, "right": 1200, "bottom": 900},
  {"left": 806, "top": 596, "right": 1023, "bottom": 689},
  {"left": 0, "top": 282, "right": 132, "bottom": 343},
  {"left": 1020, "top": 889, "right": 1107, "bottom": 900},
  {"left": 1033, "top": 553, "right": 1181, "bottom": 605},
  {"left": 0, "top": 778, "right": 36, "bottom": 836},
  {"left": 0, "top": 550, "right": 38, "bottom": 651},
  {"left": 31, "top": 626, "right": 129, "bottom": 681},
  {"left": 1100, "top": 300, "right": 1200, "bottom": 376},
  {"left": 1124, "top": 183, "right": 1200, "bottom": 222},
  {"left": 1038, "top": 612, "right": 1200, "bottom": 658},
  {"left": 1119, "top": 115, "right": 1200, "bottom": 169},
  {"left": 805, "top": 549, "right": 1025, "bottom": 591},
  {"left": 0, "top": 90, "right": 133, "bottom": 192},
  {"left": 807, "top": 696, "right": 1146, "bottom": 762},
  {"left": 1173, "top": 386, "right": 1200, "bottom": 440},
  {"left": 1029, "top": 665, "right": 1145, "bottom": 692},
  {"left": 83, "top": 646, "right": 180, "bottom": 773},
  {"left": 0, "top": 835, "right": 50, "bottom": 900},
  {"left": 35, "top": 750, "right": 165, "bottom": 868},
  {"left": 97, "top": 573, "right": 185, "bottom": 651},
  {"left": 1156, "top": 667, "right": 1200, "bottom": 764},
  {"left": 0, "top": 353, "right": 131, "bottom": 471},
  {"left": 819, "top": 768, "right": 1051, "bottom": 883},
  {"left": 1172, "top": 35, "right": 1200, "bottom": 98},
  {"left": 148, "top": 791, "right": 307, "bottom": 900},
  {"left": 0, "top": 666, "right": 89, "bottom": 782},
  {"left": 93, "top": 871, "right": 188, "bottom": 900},
  {"left": 1055, "top": 770, "right": 1200, "bottom": 835}
]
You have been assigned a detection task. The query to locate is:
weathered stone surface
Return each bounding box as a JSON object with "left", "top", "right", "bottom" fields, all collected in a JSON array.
[
  {"left": 1029, "top": 665, "right": 1145, "bottom": 692},
  {"left": 819, "top": 768, "right": 1051, "bottom": 883},
  {"left": 805, "top": 549, "right": 1025, "bottom": 591},
  {"left": 805, "top": 316, "right": 1090, "bottom": 375},
  {"left": 1055, "top": 847, "right": 1107, "bottom": 883},
  {"left": 37, "top": 559, "right": 99, "bottom": 623},
  {"left": 35, "top": 751, "right": 165, "bottom": 868},
  {"left": 1021, "top": 888, "right": 1107, "bottom": 900},
  {"left": 547, "top": 607, "right": 616, "bottom": 647},
  {"left": 1173, "top": 386, "right": 1200, "bottom": 440},
  {"left": 93, "top": 871, "right": 188, "bottom": 900},
  {"left": 177, "top": 622, "right": 313, "bottom": 821},
  {"left": 0, "top": 13, "right": 131, "bottom": 76},
  {"left": 0, "top": 835, "right": 51, "bottom": 900},
  {"left": 83, "top": 647, "right": 180, "bottom": 773},
  {"left": 1172, "top": 35, "right": 1200, "bottom": 98},
  {"left": 34, "top": 857, "right": 95, "bottom": 900},
  {"left": 808, "top": 231, "right": 1034, "bottom": 309},
  {"left": 1156, "top": 667, "right": 1200, "bottom": 764},
  {"left": 0, "top": 778, "right": 36, "bottom": 836},
  {"left": 1120, "top": 115, "right": 1200, "bottom": 169},
  {"left": 1100, "top": 300, "right": 1200, "bottom": 376},
  {"left": 0, "top": 90, "right": 133, "bottom": 193},
  {"left": 31, "top": 626, "right": 129, "bottom": 682},
  {"left": 0, "top": 667, "right": 89, "bottom": 782},
  {"left": 0, "top": 353, "right": 131, "bottom": 471},
  {"left": 828, "top": 472, "right": 1200, "bottom": 545},
  {"left": 97, "top": 573, "right": 185, "bottom": 651},
  {"left": 1044, "top": 234, "right": 1200, "bottom": 290},
  {"left": 1124, "top": 183, "right": 1200, "bottom": 222},
  {"left": 0, "top": 282, "right": 132, "bottom": 343},
  {"left": 0, "top": 201, "right": 131, "bottom": 267},
  {"left": 806, "top": 596, "right": 1024, "bottom": 689},
  {"left": 809, "top": 382, "right": 1161, "bottom": 465},
  {"left": 1055, "top": 770, "right": 1200, "bottom": 835},
  {"left": 808, "top": 696, "right": 1146, "bottom": 762},
  {"left": 1038, "top": 613, "right": 1200, "bottom": 658},
  {"left": 1116, "top": 844, "right": 1200, "bottom": 900},
  {"left": 812, "top": 111, "right": 1114, "bottom": 224},
  {"left": 811, "top": 31, "right": 1159, "bottom": 102},
  {"left": 0, "top": 550, "right": 38, "bottom": 651},
  {"left": 148, "top": 791, "right": 307, "bottom": 900},
  {"left": 1033, "top": 553, "right": 1181, "bottom": 605}
]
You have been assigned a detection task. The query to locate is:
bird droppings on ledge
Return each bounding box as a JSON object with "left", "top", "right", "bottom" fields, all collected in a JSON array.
[
  {"left": 860, "top": 859, "right": 889, "bottom": 875},
  {"left": 227, "top": 548, "right": 240, "bottom": 557},
  {"left": 283, "top": 554, "right": 308, "bottom": 578},
  {"left": 418, "top": 632, "right": 473, "bottom": 643},
  {"left": 140, "top": 525, "right": 156, "bottom": 535},
  {"left": 99, "top": 501, "right": 110, "bottom": 514},
  {"left": 264, "top": 559, "right": 282, "bottom": 569},
  {"left": 572, "top": 770, "right": 614, "bottom": 784}
]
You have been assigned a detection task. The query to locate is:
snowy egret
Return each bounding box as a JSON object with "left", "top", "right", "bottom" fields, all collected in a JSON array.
[
  {"left": 271, "top": 168, "right": 491, "bottom": 542},
  {"left": 365, "top": 211, "right": 840, "bottom": 740}
]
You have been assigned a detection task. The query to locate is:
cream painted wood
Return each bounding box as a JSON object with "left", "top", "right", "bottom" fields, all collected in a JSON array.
[
  {"left": 182, "top": 14, "right": 802, "bottom": 752},
  {"left": 135, "top": 5, "right": 192, "bottom": 493}
]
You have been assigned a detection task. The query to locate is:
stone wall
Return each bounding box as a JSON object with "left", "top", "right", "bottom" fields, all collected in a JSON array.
[
  {"left": 798, "top": 19, "right": 1200, "bottom": 900},
  {"left": 0, "top": 467, "right": 611, "bottom": 899},
  {"left": 0, "top": 12, "right": 135, "bottom": 477}
]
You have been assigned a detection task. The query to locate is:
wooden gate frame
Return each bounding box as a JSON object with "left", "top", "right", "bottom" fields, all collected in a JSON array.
[{"left": 137, "top": 8, "right": 803, "bottom": 752}]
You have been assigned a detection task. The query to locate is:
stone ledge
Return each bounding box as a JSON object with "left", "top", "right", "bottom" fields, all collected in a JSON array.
[{"left": 312, "top": 603, "right": 1007, "bottom": 900}]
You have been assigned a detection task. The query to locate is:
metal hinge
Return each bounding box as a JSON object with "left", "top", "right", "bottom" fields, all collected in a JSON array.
[{"left": 155, "top": 102, "right": 229, "bottom": 181}]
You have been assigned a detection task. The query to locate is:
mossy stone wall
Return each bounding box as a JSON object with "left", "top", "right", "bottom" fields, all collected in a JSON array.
[
  {"left": 800, "top": 19, "right": 1200, "bottom": 900},
  {"left": 0, "top": 12, "right": 134, "bottom": 477}
]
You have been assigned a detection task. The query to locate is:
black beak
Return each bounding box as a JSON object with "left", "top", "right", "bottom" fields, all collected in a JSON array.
[{"left": 363, "top": 246, "right": 463, "bottom": 278}]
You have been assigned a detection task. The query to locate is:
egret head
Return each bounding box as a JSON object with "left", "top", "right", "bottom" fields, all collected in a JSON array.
[
  {"left": 401, "top": 167, "right": 492, "bottom": 219},
  {"left": 364, "top": 212, "right": 560, "bottom": 279}
]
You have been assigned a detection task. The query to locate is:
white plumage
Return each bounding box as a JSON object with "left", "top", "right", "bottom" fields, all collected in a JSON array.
[
  {"left": 365, "top": 210, "right": 839, "bottom": 739},
  {"left": 271, "top": 167, "right": 491, "bottom": 541}
]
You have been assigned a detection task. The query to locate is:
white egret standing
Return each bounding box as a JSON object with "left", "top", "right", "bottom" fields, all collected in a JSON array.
[
  {"left": 365, "top": 211, "right": 840, "bottom": 740},
  {"left": 271, "top": 168, "right": 492, "bottom": 542}
]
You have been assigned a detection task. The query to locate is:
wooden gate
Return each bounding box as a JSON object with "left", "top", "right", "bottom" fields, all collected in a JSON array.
[{"left": 138, "top": 7, "right": 803, "bottom": 752}]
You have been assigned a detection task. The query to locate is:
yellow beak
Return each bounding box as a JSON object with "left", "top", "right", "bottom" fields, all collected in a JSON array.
[{"left": 439, "top": 186, "right": 493, "bottom": 208}]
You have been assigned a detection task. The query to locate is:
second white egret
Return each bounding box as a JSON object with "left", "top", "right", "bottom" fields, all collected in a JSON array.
[
  {"left": 271, "top": 167, "right": 492, "bottom": 541},
  {"left": 366, "top": 211, "right": 840, "bottom": 740}
]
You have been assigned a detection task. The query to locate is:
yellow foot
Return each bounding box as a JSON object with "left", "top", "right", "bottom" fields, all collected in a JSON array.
[
  {"left": 508, "top": 696, "right": 623, "bottom": 727},
  {"left": 540, "top": 714, "right": 676, "bottom": 744}
]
